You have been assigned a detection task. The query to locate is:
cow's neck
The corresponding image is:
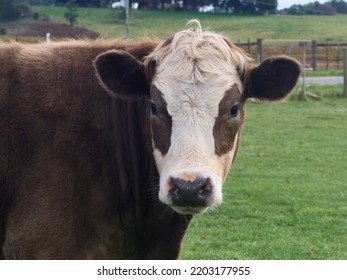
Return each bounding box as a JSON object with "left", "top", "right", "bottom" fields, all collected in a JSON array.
[{"left": 104, "top": 97, "right": 191, "bottom": 259}]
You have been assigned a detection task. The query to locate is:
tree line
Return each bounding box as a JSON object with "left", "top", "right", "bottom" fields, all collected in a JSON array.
[
  {"left": 0, "top": 0, "right": 279, "bottom": 17},
  {"left": 0, "top": 0, "right": 31, "bottom": 20},
  {"left": 284, "top": 0, "right": 347, "bottom": 15},
  {"left": 51, "top": 0, "right": 278, "bottom": 14},
  {"left": 52, "top": 0, "right": 347, "bottom": 15},
  {"left": 1, "top": 0, "right": 347, "bottom": 22}
]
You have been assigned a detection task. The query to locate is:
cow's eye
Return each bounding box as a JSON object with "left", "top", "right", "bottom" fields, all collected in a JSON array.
[
  {"left": 229, "top": 104, "right": 239, "bottom": 118},
  {"left": 151, "top": 101, "right": 158, "bottom": 116}
]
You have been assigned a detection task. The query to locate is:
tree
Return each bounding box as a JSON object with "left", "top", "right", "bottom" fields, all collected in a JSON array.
[
  {"left": 303, "top": 1, "right": 336, "bottom": 14},
  {"left": 331, "top": 0, "right": 347, "bottom": 13},
  {"left": 256, "top": 0, "right": 277, "bottom": 14},
  {"left": 56, "top": 0, "right": 101, "bottom": 7},
  {"left": 64, "top": 0, "right": 79, "bottom": 26},
  {"left": 151, "top": 0, "right": 157, "bottom": 9},
  {"left": 231, "top": 0, "right": 243, "bottom": 13},
  {"left": 286, "top": 4, "right": 305, "bottom": 15},
  {"left": 0, "top": 0, "right": 31, "bottom": 20},
  {"left": 221, "top": 0, "right": 277, "bottom": 14},
  {"left": 242, "top": 0, "right": 256, "bottom": 14}
]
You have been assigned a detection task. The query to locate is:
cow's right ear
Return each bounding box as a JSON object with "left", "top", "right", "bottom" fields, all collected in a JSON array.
[
  {"left": 241, "top": 56, "right": 301, "bottom": 102},
  {"left": 94, "top": 50, "right": 149, "bottom": 98}
]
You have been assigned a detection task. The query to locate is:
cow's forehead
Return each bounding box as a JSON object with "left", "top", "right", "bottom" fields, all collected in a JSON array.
[
  {"left": 152, "top": 55, "right": 243, "bottom": 118},
  {"left": 153, "top": 80, "right": 240, "bottom": 120},
  {"left": 147, "top": 22, "right": 250, "bottom": 107}
]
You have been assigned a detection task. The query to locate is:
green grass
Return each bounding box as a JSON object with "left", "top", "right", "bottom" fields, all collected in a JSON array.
[
  {"left": 305, "top": 69, "right": 344, "bottom": 77},
  {"left": 292, "top": 84, "right": 345, "bottom": 99},
  {"left": 181, "top": 91, "right": 347, "bottom": 259},
  {"left": 32, "top": 7, "right": 347, "bottom": 42},
  {"left": 311, "top": 84, "right": 345, "bottom": 98}
]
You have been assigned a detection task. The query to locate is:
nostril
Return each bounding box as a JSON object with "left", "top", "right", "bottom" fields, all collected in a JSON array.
[
  {"left": 168, "top": 176, "right": 213, "bottom": 207},
  {"left": 200, "top": 178, "right": 211, "bottom": 190},
  {"left": 199, "top": 177, "right": 212, "bottom": 195},
  {"left": 168, "top": 177, "right": 181, "bottom": 201}
]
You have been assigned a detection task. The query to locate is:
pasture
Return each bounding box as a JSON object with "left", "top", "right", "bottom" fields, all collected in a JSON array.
[
  {"left": 2, "top": 7, "right": 346, "bottom": 259},
  {"left": 30, "top": 7, "right": 347, "bottom": 42},
  {"left": 181, "top": 89, "right": 347, "bottom": 259}
]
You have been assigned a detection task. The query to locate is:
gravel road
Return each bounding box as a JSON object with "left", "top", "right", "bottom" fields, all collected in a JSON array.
[{"left": 300, "top": 76, "right": 344, "bottom": 85}]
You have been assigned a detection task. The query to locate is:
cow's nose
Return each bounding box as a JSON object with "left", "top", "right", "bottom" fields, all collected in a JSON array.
[{"left": 168, "top": 176, "right": 213, "bottom": 207}]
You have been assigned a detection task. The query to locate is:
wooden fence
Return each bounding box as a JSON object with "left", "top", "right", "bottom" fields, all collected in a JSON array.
[{"left": 236, "top": 39, "right": 347, "bottom": 71}]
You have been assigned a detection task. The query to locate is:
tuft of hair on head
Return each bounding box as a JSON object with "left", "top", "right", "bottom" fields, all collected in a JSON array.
[
  {"left": 185, "top": 19, "right": 204, "bottom": 34},
  {"left": 144, "top": 19, "right": 253, "bottom": 85}
]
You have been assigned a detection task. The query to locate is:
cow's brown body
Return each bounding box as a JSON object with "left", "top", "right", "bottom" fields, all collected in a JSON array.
[
  {"left": 0, "top": 22, "right": 301, "bottom": 260},
  {"left": 0, "top": 40, "right": 191, "bottom": 259}
]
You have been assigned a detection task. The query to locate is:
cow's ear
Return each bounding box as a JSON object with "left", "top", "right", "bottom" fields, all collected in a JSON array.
[
  {"left": 144, "top": 57, "right": 157, "bottom": 85},
  {"left": 242, "top": 56, "right": 301, "bottom": 102},
  {"left": 94, "top": 50, "right": 149, "bottom": 98}
]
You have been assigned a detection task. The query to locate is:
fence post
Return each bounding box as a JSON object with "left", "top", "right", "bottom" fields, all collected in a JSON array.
[
  {"left": 344, "top": 48, "right": 347, "bottom": 97},
  {"left": 312, "top": 40, "right": 317, "bottom": 71},
  {"left": 326, "top": 42, "right": 329, "bottom": 70},
  {"left": 300, "top": 47, "right": 307, "bottom": 99},
  {"left": 337, "top": 44, "right": 340, "bottom": 69},
  {"left": 124, "top": 0, "right": 129, "bottom": 39},
  {"left": 257, "top": 38, "right": 263, "bottom": 64}
]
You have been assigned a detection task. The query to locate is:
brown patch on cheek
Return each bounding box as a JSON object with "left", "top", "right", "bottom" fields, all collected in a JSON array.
[
  {"left": 150, "top": 86, "right": 172, "bottom": 155},
  {"left": 220, "top": 132, "right": 242, "bottom": 179},
  {"left": 213, "top": 86, "right": 244, "bottom": 157},
  {"left": 151, "top": 115, "right": 171, "bottom": 155}
]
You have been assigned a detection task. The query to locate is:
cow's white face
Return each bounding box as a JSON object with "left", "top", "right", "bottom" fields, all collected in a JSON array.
[
  {"left": 146, "top": 24, "right": 250, "bottom": 215},
  {"left": 94, "top": 20, "right": 301, "bottom": 217},
  {"left": 151, "top": 84, "right": 242, "bottom": 215}
]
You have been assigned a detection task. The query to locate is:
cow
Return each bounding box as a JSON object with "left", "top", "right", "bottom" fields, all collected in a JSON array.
[{"left": 0, "top": 20, "right": 300, "bottom": 259}]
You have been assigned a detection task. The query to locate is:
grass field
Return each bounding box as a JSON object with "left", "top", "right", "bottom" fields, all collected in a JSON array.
[
  {"left": 31, "top": 7, "right": 347, "bottom": 42},
  {"left": 181, "top": 91, "right": 347, "bottom": 259}
]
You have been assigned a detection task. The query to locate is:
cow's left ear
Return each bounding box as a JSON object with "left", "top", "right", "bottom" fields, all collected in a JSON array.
[
  {"left": 242, "top": 56, "right": 301, "bottom": 102},
  {"left": 94, "top": 50, "right": 149, "bottom": 98}
]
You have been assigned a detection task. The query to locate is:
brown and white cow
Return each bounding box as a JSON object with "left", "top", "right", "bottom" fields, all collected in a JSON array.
[{"left": 0, "top": 20, "right": 300, "bottom": 259}]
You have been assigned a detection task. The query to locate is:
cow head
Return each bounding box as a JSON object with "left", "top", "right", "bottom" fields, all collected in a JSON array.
[{"left": 94, "top": 20, "right": 301, "bottom": 216}]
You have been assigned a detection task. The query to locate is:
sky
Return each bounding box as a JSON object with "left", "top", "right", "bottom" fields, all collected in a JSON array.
[{"left": 278, "top": 0, "right": 327, "bottom": 10}]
